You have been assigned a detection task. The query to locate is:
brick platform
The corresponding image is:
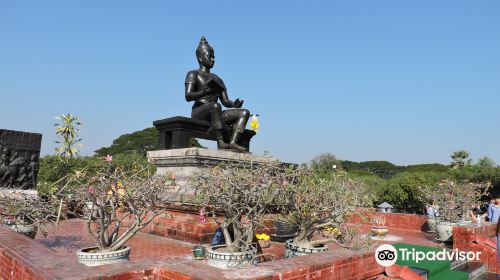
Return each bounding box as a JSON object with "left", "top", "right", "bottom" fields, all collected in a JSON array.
[
  {"left": 0, "top": 219, "right": 388, "bottom": 280},
  {"left": 453, "top": 222, "right": 499, "bottom": 273},
  {"left": 1, "top": 208, "right": 460, "bottom": 280}
]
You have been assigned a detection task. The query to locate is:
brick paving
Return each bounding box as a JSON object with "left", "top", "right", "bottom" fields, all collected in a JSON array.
[
  {"left": 357, "top": 225, "right": 447, "bottom": 248},
  {"left": 35, "top": 219, "right": 193, "bottom": 261}
]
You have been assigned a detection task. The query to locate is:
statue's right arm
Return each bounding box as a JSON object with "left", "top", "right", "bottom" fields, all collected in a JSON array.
[
  {"left": 184, "top": 71, "right": 205, "bottom": 101},
  {"left": 185, "top": 83, "right": 206, "bottom": 101}
]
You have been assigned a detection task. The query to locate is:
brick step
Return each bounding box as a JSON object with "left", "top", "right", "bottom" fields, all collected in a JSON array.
[
  {"left": 452, "top": 261, "right": 486, "bottom": 280},
  {"left": 472, "top": 272, "right": 500, "bottom": 280}
]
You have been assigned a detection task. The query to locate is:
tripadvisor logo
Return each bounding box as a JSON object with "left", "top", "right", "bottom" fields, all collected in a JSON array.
[{"left": 375, "top": 244, "right": 481, "bottom": 267}]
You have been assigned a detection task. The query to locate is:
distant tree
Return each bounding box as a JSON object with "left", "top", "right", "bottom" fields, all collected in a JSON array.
[
  {"left": 340, "top": 160, "right": 360, "bottom": 172},
  {"left": 95, "top": 127, "right": 203, "bottom": 157},
  {"left": 450, "top": 150, "right": 472, "bottom": 169},
  {"left": 476, "top": 156, "right": 496, "bottom": 168},
  {"left": 311, "top": 153, "right": 341, "bottom": 175},
  {"left": 375, "top": 171, "right": 449, "bottom": 214},
  {"left": 358, "top": 161, "right": 406, "bottom": 179},
  {"left": 405, "top": 164, "right": 448, "bottom": 173},
  {"left": 339, "top": 160, "right": 406, "bottom": 179},
  {"left": 449, "top": 165, "right": 500, "bottom": 196}
]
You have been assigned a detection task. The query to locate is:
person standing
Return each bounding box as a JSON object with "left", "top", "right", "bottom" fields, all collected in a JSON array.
[
  {"left": 497, "top": 217, "right": 500, "bottom": 266},
  {"left": 488, "top": 196, "right": 500, "bottom": 223},
  {"left": 426, "top": 202, "right": 439, "bottom": 233}
]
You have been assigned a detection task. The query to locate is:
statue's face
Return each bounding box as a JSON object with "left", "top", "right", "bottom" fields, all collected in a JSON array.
[{"left": 198, "top": 50, "right": 215, "bottom": 69}]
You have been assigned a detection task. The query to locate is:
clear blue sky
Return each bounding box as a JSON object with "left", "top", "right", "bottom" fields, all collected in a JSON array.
[{"left": 1, "top": 1, "right": 499, "bottom": 165}]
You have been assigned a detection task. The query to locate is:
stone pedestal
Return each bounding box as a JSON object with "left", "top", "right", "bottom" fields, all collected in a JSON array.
[
  {"left": 146, "top": 148, "right": 279, "bottom": 242},
  {"left": 147, "top": 147, "right": 277, "bottom": 188}
]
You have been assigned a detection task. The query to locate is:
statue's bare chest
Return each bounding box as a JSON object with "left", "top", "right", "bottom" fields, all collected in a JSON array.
[{"left": 196, "top": 73, "right": 222, "bottom": 89}]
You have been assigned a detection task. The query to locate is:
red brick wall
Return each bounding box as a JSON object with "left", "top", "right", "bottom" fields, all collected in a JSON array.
[
  {"left": 350, "top": 209, "right": 428, "bottom": 231},
  {"left": 0, "top": 248, "right": 43, "bottom": 280},
  {"left": 453, "top": 223, "right": 499, "bottom": 273},
  {"left": 131, "top": 207, "right": 429, "bottom": 245},
  {"left": 151, "top": 207, "right": 430, "bottom": 245},
  {"left": 148, "top": 209, "right": 276, "bottom": 244},
  {"left": 153, "top": 251, "right": 384, "bottom": 280}
]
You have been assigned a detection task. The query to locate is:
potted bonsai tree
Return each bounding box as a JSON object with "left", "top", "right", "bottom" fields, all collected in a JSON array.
[
  {"left": 421, "top": 180, "right": 490, "bottom": 242},
  {"left": 193, "top": 161, "right": 300, "bottom": 269},
  {"left": 67, "top": 155, "right": 180, "bottom": 266},
  {"left": 277, "top": 172, "right": 373, "bottom": 258},
  {"left": 0, "top": 191, "right": 61, "bottom": 239}
]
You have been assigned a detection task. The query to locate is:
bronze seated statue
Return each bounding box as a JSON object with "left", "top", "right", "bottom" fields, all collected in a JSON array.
[{"left": 153, "top": 37, "right": 255, "bottom": 152}]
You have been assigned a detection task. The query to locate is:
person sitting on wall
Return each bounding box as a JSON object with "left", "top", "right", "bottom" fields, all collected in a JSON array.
[
  {"left": 426, "top": 202, "right": 439, "bottom": 218},
  {"left": 487, "top": 195, "right": 500, "bottom": 223},
  {"left": 467, "top": 203, "right": 487, "bottom": 223}
]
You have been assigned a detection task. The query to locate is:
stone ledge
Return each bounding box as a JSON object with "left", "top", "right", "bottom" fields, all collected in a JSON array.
[
  {"left": 147, "top": 148, "right": 282, "bottom": 191},
  {"left": 147, "top": 147, "right": 277, "bottom": 164}
]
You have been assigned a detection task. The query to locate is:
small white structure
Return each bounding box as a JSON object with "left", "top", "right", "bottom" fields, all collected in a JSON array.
[{"left": 377, "top": 202, "right": 394, "bottom": 213}]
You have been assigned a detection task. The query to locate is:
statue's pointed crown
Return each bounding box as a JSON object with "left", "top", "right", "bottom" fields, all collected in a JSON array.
[
  {"left": 196, "top": 36, "right": 213, "bottom": 57},
  {"left": 200, "top": 36, "right": 208, "bottom": 45}
]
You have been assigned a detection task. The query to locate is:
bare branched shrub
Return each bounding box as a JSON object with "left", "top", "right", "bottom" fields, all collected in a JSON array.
[
  {"left": 278, "top": 173, "right": 373, "bottom": 249},
  {"left": 0, "top": 190, "right": 62, "bottom": 236},
  {"left": 193, "top": 161, "right": 302, "bottom": 253},
  {"left": 67, "top": 157, "right": 180, "bottom": 252},
  {"left": 420, "top": 180, "right": 490, "bottom": 222}
]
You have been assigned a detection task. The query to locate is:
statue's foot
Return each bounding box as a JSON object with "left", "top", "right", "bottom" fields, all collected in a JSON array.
[
  {"left": 229, "top": 142, "right": 247, "bottom": 152},
  {"left": 217, "top": 140, "right": 229, "bottom": 149}
]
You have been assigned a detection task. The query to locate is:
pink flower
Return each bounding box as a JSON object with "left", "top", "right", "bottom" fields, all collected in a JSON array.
[
  {"left": 104, "top": 154, "right": 113, "bottom": 162},
  {"left": 198, "top": 208, "right": 206, "bottom": 224},
  {"left": 87, "top": 186, "right": 95, "bottom": 194},
  {"left": 281, "top": 178, "right": 288, "bottom": 187}
]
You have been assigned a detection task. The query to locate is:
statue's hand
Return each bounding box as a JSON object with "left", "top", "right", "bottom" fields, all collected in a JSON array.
[
  {"left": 233, "top": 99, "right": 244, "bottom": 108},
  {"left": 202, "top": 86, "right": 213, "bottom": 96}
]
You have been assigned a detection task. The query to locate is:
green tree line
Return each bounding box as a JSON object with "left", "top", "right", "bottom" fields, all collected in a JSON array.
[{"left": 310, "top": 152, "right": 500, "bottom": 214}]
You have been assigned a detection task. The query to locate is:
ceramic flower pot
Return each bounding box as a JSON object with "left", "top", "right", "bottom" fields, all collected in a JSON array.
[
  {"left": 427, "top": 217, "right": 437, "bottom": 233},
  {"left": 370, "top": 226, "right": 388, "bottom": 237},
  {"left": 284, "top": 239, "right": 328, "bottom": 258},
  {"left": 258, "top": 239, "right": 270, "bottom": 248},
  {"left": 207, "top": 245, "right": 257, "bottom": 269},
  {"left": 76, "top": 246, "right": 131, "bottom": 266},
  {"left": 436, "top": 221, "right": 457, "bottom": 242},
  {"left": 3, "top": 219, "right": 38, "bottom": 239}
]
